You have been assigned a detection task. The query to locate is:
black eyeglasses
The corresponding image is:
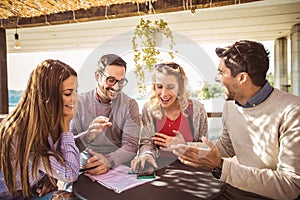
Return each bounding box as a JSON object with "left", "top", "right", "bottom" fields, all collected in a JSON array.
[
  {"left": 99, "top": 71, "right": 128, "bottom": 87},
  {"left": 155, "top": 63, "right": 180, "bottom": 70}
]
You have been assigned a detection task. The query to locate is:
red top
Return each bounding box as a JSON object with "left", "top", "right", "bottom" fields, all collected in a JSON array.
[
  {"left": 156, "top": 113, "right": 193, "bottom": 142},
  {"left": 156, "top": 113, "right": 193, "bottom": 158}
]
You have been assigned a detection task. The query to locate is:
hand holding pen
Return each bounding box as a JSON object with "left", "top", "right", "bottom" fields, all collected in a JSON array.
[{"left": 80, "top": 149, "right": 111, "bottom": 175}]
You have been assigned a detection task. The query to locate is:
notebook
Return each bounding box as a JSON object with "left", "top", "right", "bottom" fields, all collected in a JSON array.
[{"left": 85, "top": 165, "right": 159, "bottom": 193}]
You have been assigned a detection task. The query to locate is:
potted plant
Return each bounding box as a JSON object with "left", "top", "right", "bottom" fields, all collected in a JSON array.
[{"left": 132, "top": 18, "right": 176, "bottom": 97}]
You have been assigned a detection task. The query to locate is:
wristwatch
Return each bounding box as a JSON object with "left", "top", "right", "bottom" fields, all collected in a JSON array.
[{"left": 211, "top": 159, "right": 223, "bottom": 179}]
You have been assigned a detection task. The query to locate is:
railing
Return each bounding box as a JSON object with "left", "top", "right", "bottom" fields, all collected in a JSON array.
[{"left": 207, "top": 112, "right": 222, "bottom": 118}]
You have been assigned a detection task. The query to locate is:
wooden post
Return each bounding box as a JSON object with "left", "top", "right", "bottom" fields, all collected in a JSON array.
[{"left": 0, "top": 28, "right": 8, "bottom": 114}]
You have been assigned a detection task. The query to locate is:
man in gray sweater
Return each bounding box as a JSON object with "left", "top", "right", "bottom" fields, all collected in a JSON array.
[
  {"left": 173, "top": 40, "right": 300, "bottom": 199},
  {"left": 72, "top": 54, "right": 140, "bottom": 175}
]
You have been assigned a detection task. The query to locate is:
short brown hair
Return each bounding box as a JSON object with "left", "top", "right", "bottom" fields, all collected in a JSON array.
[
  {"left": 97, "top": 54, "right": 127, "bottom": 72},
  {"left": 216, "top": 40, "right": 270, "bottom": 86}
]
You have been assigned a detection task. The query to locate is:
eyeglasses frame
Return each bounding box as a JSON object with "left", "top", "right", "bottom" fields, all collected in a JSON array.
[{"left": 99, "top": 70, "right": 128, "bottom": 87}]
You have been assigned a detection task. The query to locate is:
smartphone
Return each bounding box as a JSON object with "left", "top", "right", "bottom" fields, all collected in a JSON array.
[{"left": 137, "top": 163, "right": 156, "bottom": 179}]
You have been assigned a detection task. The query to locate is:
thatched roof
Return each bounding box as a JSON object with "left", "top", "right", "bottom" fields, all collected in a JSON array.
[
  {"left": 0, "top": 0, "right": 154, "bottom": 19},
  {"left": 0, "top": 0, "right": 260, "bottom": 29}
]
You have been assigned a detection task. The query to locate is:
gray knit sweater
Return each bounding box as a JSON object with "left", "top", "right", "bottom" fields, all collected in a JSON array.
[{"left": 71, "top": 90, "right": 141, "bottom": 167}]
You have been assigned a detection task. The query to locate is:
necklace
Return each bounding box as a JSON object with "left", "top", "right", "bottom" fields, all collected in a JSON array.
[
  {"left": 167, "top": 113, "right": 181, "bottom": 127},
  {"left": 168, "top": 119, "right": 176, "bottom": 127}
]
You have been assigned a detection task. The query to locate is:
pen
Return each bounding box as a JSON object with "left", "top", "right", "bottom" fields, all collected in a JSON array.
[
  {"left": 128, "top": 171, "right": 138, "bottom": 175},
  {"left": 79, "top": 165, "right": 98, "bottom": 172}
]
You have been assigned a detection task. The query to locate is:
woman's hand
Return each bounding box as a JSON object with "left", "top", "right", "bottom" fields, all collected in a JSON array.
[
  {"left": 35, "top": 176, "right": 58, "bottom": 197},
  {"left": 131, "top": 153, "right": 157, "bottom": 172},
  {"left": 152, "top": 130, "right": 186, "bottom": 151}
]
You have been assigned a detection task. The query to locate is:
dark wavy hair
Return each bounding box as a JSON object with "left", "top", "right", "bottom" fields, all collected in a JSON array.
[{"left": 216, "top": 40, "right": 270, "bottom": 86}]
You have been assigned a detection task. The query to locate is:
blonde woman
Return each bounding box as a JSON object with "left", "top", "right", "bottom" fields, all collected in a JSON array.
[{"left": 131, "top": 62, "right": 208, "bottom": 171}]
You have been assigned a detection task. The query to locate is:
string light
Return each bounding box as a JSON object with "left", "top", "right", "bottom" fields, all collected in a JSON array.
[
  {"left": 14, "top": 23, "right": 21, "bottom": 49},
  {"left": 191, "top": 6, "right": 196, "bottom": 16}
]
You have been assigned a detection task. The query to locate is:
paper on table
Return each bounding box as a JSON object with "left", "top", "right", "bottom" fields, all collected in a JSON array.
[{"left": 85, "top": 165, "right": 159, "bottom": 193}]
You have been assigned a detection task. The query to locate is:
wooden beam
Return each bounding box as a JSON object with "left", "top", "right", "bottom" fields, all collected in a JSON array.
[
  {"left": 0, "top": 28, "right": 8, "bottom": 114},
  {"left": 2, "top": 0, "right": 261, "bottom": 29}
]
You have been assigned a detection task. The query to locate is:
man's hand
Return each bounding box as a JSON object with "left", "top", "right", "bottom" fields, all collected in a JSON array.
[
  {"left": 152, "top": 130, "right": 186, "bottom": 152},
  {"left": 81, "top": 149, "right": 111, "bottom": 175},
  {"left": 131, "top": 153, "right": 158, "bottom": 172},
  {"left": 172, "top": 137, "right": 222, "bottom": 171},
  {"left": 86, "top": 116, "right": 112, "bottom": 142}
]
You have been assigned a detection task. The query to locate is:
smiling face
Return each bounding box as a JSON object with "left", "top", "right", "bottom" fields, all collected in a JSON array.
[
  {"left": 96, "top": 64, "right": 126, "bottom": 101},
  {"left": 154, "top": 73, "right": 179, "bottom": 109},
  {"left": 216, "top": 59, "right": 240, "bottom": 101},
  {"left": 62, "top": 75, "right": 79, "bottom": 117}
]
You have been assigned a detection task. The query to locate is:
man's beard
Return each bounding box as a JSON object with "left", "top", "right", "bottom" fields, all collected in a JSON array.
[{"left": 96, "top": 83, "right": 112, "bottom": 103}]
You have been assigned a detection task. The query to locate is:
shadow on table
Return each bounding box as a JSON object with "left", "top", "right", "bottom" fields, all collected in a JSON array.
[{"left": 152, "top": 160, "right": 225, "bottom": 199}]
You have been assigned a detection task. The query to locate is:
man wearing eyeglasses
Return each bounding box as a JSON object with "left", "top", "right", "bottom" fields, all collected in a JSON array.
[
  {"left": 172, "top": 40, "right": 300, "bottom": 199},
  {"left": 70, "top": 54, "right": 140, "bottom": 176}
]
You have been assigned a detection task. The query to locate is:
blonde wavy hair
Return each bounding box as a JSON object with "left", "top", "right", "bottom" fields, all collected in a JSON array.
[
  {"left": 0, "top": 59, "right": 77, "bottom": 198},
  {"left": 148, "top": 62, "right": 190, "bottom": 119}
]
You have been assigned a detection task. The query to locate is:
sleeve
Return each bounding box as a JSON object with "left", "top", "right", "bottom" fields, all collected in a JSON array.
[
  {"left": 39, "top": 132, "right": 80, "bottom": 183},
  {"left": 71, "top": 92, "right": 95, "bottom": 152},
  {"left": 215, "top": 102, "right": 235, "bottom": 157},
  {"left": 106, "top": 98, "right": 141, "bottom": 167},
  {"left": 191, "top": 99, "right": 208, "bottom": 142},
  {"left": 138, "top": 103, "right": 157, "bottom": 157},
  {"left": 220, "top": 104, "right": 300, "bottom": 200}
]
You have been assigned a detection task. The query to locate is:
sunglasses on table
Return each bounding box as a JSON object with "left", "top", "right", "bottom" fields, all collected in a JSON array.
[{"left": 99, "top": 71, "right": 128, "bottom": 87}]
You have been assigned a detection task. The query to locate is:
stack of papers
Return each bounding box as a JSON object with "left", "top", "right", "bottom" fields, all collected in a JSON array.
[{"left": 85, "top": 165, "right": 159, "bottom": 193}]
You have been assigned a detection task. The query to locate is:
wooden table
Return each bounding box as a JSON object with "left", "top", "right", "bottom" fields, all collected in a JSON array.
[{"left": 73, "top": 159, "right": 226, "bottom": 200}]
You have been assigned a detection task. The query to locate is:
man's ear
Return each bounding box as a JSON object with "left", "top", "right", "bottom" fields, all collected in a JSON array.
[
  {"left": 239, "top": 72, "right": 248, "bottom": 84},
  {"left": 95, "top": 70, "right": 100, "bottom": 80}
]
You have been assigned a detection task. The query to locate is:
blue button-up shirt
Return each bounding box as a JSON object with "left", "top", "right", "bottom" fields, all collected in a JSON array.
[{"left": 237, "top": 81, "right": 274, "bottom": 108}]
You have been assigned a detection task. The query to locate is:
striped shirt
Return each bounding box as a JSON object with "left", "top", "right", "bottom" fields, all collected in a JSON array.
[{"left": 0, "top": 132, "right": 80, "bottom": 199}]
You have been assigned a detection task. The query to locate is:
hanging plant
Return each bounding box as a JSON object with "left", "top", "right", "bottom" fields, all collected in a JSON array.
[{"left": 132, "top": 18, "right": 176, "bottom": 97}]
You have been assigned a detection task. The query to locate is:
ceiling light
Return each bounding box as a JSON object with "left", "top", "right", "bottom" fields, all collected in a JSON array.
[
  {"left": 191, "top": 7, "right": 196, "bottom": 16},
  {"left": 14, "top": 27, "right": 21, "bottom": 49}
]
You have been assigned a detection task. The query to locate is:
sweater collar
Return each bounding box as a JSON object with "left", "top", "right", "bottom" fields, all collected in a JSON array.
[{"left": 236, "top": 81, "right": 273, "bottom": 108}]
